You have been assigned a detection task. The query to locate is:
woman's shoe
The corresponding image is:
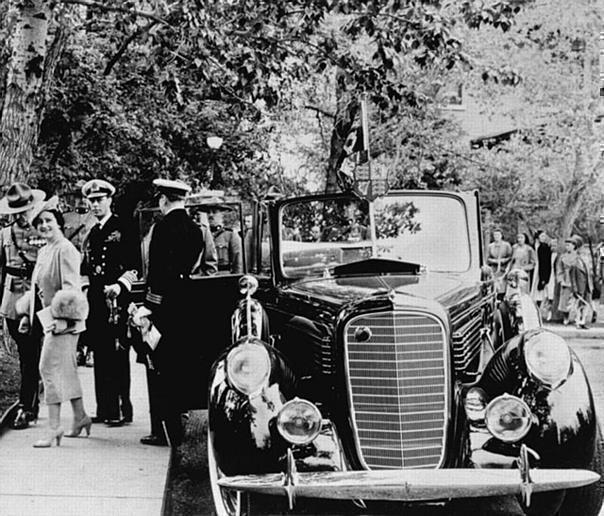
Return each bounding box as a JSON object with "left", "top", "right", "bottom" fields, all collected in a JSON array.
[
  {"left": 65, "top": 415, "right": 92, "bottom": 438},
  {"left": 33, "top": 428, "right": 64, "bottom": 448}
]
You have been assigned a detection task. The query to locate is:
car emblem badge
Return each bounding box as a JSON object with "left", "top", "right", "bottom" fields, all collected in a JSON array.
[{"left": 354, "top": 326, "right": 372, "bottom": 342}]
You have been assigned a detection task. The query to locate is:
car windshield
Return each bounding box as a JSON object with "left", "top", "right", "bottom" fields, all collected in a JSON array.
[{"left": 280, "top": 194, "right": 470, "bottom": 278}]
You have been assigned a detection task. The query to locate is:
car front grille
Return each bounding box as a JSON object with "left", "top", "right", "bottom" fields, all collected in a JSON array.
[{"left": 345, "top": 311, "right": 448, "bottom": 470}]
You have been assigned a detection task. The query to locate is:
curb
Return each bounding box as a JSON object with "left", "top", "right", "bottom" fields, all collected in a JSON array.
[
  {"left": 543, "top": 324, "right": 604, "bottom": 340},
  {"left": 161, "top": 448, "right": 175, "bottom": 516},
  {"left": 0, "top": 399, "right": 20, "bottom": 436}
]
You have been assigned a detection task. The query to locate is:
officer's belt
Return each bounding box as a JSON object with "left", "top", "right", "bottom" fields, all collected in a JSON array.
[{"left": 5, "top": 265, "right": 33, "bottom": 278}]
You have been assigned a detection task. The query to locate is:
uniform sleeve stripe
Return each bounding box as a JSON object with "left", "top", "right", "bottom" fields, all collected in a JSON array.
[
  {"left": 118, "top": 270, "right": 138, "bottom": 291},
  {"left": 145, "top": 292, "right": 163, "bottom": 305}
]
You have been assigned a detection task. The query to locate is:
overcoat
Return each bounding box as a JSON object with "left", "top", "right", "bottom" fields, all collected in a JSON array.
[{"left": 144, "top": 208, "right": 217, "bottom": 411}]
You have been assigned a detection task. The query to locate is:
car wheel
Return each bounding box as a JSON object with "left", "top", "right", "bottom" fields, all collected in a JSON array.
[
  {"left": 554, "top": 425, "right": 604, "bottom": 516},
  {"left": 208, "top": 429, "right": 251, "bottom": 516},
  {"left": 522, "top": 426, "right": 604, "bottom": 516}
]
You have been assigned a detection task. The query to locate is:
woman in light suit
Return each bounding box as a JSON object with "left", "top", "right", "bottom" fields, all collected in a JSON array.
[{"left": 17, "top": 197, "right": 91, "bottom": 447}]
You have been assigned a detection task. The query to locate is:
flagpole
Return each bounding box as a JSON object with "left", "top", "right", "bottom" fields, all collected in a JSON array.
[{"left": 361, "top": 94, "right": 378, "bottom": 258}]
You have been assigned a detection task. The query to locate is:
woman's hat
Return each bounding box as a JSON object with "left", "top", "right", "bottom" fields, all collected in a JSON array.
[
  {"left": 29, "top": 196, "right": 60, "bottom": 225},
  {"left": 0, "top": 183, "right": 46, "bottom": 214},
  {"left": 565, "top": 235, "right": 583, "bottom": 248}
]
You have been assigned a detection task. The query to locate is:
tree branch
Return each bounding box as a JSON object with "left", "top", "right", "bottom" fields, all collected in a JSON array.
[
  {"left": 304, "top": 105, "right": 335, "bottom": 118},
  {"left": 104, "top": 20, "right": 158, "bottom": 75},
  {"left": 59, "top": 0, "right": 171, "bottom": 26}
]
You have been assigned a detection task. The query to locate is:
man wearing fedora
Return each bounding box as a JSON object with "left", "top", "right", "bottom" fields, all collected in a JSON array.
[
  {"left": 0, "top": 183, "right": 46, "bottom": 429},
  {"left": 138, "top": 178, "right": 216, "bottom": 447},
  {"left": 81, "top": 179, "right": 139, "bottom": 427}
]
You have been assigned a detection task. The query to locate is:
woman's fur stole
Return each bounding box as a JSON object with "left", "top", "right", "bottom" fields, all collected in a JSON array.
[{"left": 50, "top": 289, "right": 89, "bottom": 321}]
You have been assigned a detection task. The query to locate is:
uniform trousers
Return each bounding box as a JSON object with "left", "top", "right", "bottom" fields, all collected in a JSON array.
[
  {"left": 6, "top": 318, "right": 41, "bottom": 416},
  {"left": 145, "top": 363, "right": 166, "bottom": 440},
  {"left": 87, "top": 288, "right": 132, "bottom": 421}
]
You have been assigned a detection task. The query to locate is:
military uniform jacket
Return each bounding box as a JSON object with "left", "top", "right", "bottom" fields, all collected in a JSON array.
[
  {"left": 81, "top": 214, "right": 138, "bottom": 331},
  {"left": 145, "top": 208, "right": 216, "bottom": 314},
  {"left": 213, "top": 227, "right": 242, "bottom": 273},
  {"left": 144, "top": 208, "right": 217, "bottom": 412},
  {"left": 0, "top": 223, "right": 45, "bottom": 320}
]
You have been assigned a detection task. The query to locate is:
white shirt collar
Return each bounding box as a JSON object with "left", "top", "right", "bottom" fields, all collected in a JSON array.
[
  {"left": 97, "top": 211, "right": 112, "bottom": 229},
  {"left": 164, "top": 205, "right": 185, "bottom": 216}
]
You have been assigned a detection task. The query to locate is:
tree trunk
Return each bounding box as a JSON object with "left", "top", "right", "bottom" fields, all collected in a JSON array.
[
  {"left": 0, "top": 0, "right": 54, "bottom": 186},
  {"left": 559, "top": 148, "right": 589, "bottom": 239},
  {"left": 324, "top": 69, "right": 358, "bottom": 194}
]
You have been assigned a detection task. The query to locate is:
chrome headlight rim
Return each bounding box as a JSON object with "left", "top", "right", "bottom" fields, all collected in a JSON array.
[
  {"left": 485, "top": 394, "right": 532, "bottom": 443},
  {"left": 523, "top": 330, "right": 572, "bottom": 389},
  {"left": 226, "top": 338, "right": 271, "bottom": 397},
  {"left": 276, "top": 398, "right": 322, "bottom": 446}
]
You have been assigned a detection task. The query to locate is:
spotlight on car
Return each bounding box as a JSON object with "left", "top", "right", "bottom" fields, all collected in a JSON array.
[
  {"left": 226, "top": 339, "right": 271, "bottom": 397},
  {"left": 485, "top": 394, "right": 532, "bottom": 442},
  {"left": 276, "top": 398, "right": 322, "bottom": 445},
  {"left": 523, "top": 330, "right": 571, "bottom": 389}
]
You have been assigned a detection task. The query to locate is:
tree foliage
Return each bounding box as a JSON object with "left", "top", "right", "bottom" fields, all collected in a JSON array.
[
  {"left": 461, "top": 0, "right": 602, "bottom": 240},
  {"left": 0, "top": 0, "right": 531, "bottom": 207}
]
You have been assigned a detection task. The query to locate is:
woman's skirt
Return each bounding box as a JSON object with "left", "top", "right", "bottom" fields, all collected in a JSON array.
[
  {"left": 558, "top": 286, "right": 573, "bottom": 313},
  {"left": 39, "top": 332, "right": 83, "bottom": 404}
]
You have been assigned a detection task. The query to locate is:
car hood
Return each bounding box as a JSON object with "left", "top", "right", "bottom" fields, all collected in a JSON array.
[{"left": 286, "top": 273, "right": 479, "bottom": 312}]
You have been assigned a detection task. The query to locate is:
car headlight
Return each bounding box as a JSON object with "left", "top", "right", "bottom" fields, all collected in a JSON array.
[
  {"left": 226, "top": 339, "right": 271, "bottom": 397},
  {"left": 276, "top": 398, "right": 322, "bottom": 445},
  {"left": 485, "top": 394, "right": 532, "bottom": 442},
  {"left": 524, "top": 331, "right": 571, "bottom": 388}
]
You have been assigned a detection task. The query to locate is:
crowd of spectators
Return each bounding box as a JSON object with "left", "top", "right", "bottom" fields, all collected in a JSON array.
[{"left": 487, "top": 228, "right": 600, "bottom": 329}]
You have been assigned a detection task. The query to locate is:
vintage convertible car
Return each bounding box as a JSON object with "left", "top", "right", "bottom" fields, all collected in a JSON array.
[{"left": 207, "top": 190, "right": 604, "bottom": 515}]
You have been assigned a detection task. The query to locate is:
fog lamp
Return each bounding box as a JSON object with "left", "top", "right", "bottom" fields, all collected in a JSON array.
[
  {"left": 464, "top": 387, "right": 487, "bottom": 424},
  {"left": 485, "top": 394, "right": 532, "bottom": 442},
  {"left": 226, "top": 339, "right": 271, "bottom": 397},
  {"left": 276, "top": 398, "right": 322, "bottom": 445},
  {"left": 524, "top": 331, "right": 571, "bottom": 388}
]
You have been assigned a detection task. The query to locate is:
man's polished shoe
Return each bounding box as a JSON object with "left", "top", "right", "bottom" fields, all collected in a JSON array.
[
  {"left": 90, "top": 416, "right": 105, "bottom": 423},
  {"left": 11, "top": 408, "right": 36, "bottom": 430},
  {"left": 140, "top": 434, "right": 168, "bottom": 446},
  {"left": 105, "top": 418, "right": 126, "bottom": 427}
]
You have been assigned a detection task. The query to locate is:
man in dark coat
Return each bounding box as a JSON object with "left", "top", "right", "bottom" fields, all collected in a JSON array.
[
  {"left": 81, "top": 179, "right": 139, "bottom": 426},
  {"left": 140, "top": 178, "right": 217, "bottom": 447}
]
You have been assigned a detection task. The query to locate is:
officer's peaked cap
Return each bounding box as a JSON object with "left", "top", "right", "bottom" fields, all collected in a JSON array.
[
  {"left": 153, "top": 178, "right": 191, "bottom": 198},
  {"left": 82, "top": 179, "right": 116, "bottom": 199}
]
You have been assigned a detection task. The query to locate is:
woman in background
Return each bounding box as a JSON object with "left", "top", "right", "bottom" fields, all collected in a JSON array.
[{"left": 509, "top": 232, "right": 536, "bottom": 285}]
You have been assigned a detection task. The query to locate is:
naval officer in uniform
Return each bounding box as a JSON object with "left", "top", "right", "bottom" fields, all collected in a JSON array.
[
  {"left": 81, "top": 179, "right": 138, "bottom": 426},
  {"left": 138, "top": 178, "right": 216, "bottom": 446},
  {"left": 0, "top": 184, "right": 46, "bottom": 429}
]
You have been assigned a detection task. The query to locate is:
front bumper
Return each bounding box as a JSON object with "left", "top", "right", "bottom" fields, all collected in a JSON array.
[{"left": 218, "top": 467, "right": 599, "bottom": 502}]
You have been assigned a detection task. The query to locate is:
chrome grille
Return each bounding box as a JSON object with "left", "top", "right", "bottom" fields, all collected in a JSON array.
[{"left": 345, "top": 312, "right": 448, "bottom": 470}]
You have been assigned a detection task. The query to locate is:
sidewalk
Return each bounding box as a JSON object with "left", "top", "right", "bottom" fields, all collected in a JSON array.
[
  {"left": 543, "top": 321, "right": 604, "bottom": 339},
  {"left": 0, "top": 354, "right": 170, "bottom": 516}
]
